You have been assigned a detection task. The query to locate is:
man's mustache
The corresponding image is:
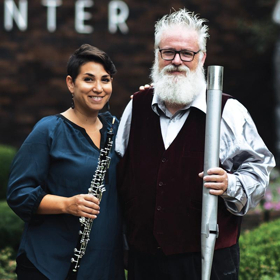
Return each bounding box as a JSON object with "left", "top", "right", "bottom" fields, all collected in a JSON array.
[{"left": 161, "top": 64, "right": 190, "bottom": 75}]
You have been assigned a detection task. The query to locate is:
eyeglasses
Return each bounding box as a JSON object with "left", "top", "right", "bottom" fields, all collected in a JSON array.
[{"left": 158, "top": 48, "right": 201, "bottom": 62}]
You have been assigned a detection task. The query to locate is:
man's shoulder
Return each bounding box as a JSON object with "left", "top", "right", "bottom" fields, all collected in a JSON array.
[
  {"left": 222, "top": 97, "right": 250, "bottom": 129},
  {"left": 222, "top": 93, "right": 233, "bottom": 98},
  {"left": 132, "top": 88, "right": 154, "bottom": 100},
  {"left": 130, "top": 88, "right": 154, "bottom": 116},
  {"left": 222, "top": 93, "right": 234, "bottom": 108}
]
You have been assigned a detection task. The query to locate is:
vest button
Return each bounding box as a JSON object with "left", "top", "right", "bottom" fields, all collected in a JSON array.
[
  {"left": 162, "top": 158, "right": 167, "bottom": 162},
  {"left": 159, "top": 182, "right": 164, "bottom": 187},
  {"left": 157, "top": 206, "right": 162, "bottom": 211}
]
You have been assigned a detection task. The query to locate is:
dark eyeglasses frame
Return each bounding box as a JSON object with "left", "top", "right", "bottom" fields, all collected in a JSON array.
[{"left": 158, "top": 48, "right": 201, "bottom": 62}]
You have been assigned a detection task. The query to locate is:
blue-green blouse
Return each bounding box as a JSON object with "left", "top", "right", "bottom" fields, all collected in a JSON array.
[{"left": 7, "top": 112, "right": 125, "bottom": 280}]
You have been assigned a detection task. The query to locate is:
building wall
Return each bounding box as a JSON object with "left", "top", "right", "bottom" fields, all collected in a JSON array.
[{"left": 0, "top": 0, "right": 278, "bottom": 157}]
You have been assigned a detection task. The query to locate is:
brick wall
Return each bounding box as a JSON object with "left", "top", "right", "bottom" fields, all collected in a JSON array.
[{"left": 0, "top": 0, "right": 277, "bottom": 155}]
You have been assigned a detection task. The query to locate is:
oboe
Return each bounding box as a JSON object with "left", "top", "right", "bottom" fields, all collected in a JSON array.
[{"left": 65, "top": 118, "right": 115, "bottom": 280}]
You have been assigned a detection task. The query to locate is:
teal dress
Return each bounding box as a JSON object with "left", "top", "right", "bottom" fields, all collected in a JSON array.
[{"left": 7, "top": 112, "right": 125, "bottom": 280}]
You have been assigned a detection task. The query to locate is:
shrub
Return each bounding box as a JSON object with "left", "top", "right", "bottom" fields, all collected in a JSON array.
[
  {"left": 0, "top": 145, "right": 17, "bottom": 200},
  {"left": 259, "top": 168, "right": 280, "bottom": 212},
  {"left": 0, "top": 200, "right": 24, "bottom": 251},
  {"left": 0, "top": 247, "right": 17, "bottom": 280},
  {"left": 239, "top": 218, "right": 280, "bottom": 280}
]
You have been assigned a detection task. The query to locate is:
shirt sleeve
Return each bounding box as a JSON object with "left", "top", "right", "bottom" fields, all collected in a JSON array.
[
  {"left": 220, "top": 99, "right": 276, "bottom": 216},
  {"left": 115, "top": 100, "right": 133, "bottom": 157},
  {"left": 7, "top": 118, "right": 54, "bottom": 223}
]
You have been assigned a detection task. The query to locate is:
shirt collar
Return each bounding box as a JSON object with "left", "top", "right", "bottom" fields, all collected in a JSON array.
[
  {"left": 191, "top": 84, "right": 207, "bottom": 114},
  {"left": 151, "top": 84, "right": 207, "bottom": 117}
]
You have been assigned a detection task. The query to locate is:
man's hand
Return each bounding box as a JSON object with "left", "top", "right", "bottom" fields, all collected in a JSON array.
[{"left": 199, "top": 167, "right": 228, "bottom": 196}]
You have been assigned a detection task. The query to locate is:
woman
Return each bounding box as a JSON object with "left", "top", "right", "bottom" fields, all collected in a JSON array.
[{"left": 7, "top": 44, "right": 125, "bottom": 280}]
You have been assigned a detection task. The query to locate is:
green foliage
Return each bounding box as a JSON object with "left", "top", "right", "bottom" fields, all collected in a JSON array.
[
  {"left": 239, "top": 218, "right": 280, "bottom": 280},
  {"left": 0, "top": 247, "right": 16, "bottom": 280},
  {"left": 0, "top": 145, "right": 17, "bottom": 200},
  {"left": 261, "top": 169, "right": 280, "bottom": 211},
  {"left": 0, "top": 200, "right": 24, "bottom": 251}
]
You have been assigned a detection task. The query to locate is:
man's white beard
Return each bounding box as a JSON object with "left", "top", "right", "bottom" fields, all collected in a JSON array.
[{"left": 151, "top": 59, "right": 206, "bottom": 106}]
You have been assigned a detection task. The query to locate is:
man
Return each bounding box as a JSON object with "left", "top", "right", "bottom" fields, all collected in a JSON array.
[{"left": 116, "top": 8, "right": 275, "bottom": 280}]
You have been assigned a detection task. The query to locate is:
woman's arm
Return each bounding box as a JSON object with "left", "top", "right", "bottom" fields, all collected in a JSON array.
[{"left": 37, "top": 193, "right": 100, "bottom": 219}]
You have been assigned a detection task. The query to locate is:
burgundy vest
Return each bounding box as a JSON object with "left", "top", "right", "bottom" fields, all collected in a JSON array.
[{"left": 117, "top": 88, "right": 242, "bottom": 255}]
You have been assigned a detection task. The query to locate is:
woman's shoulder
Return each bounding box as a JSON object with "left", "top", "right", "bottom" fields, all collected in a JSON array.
[
  {"left": 26, "top": 115, "right": 63, "bottom": 142},
  {"left": 99, "top": 111, "right": 119, "bottom": 128},
  {"left": 32, "top": 115, "right": 62, "bottom": 132},
  {"left": 35, "top": 115, "right": 61, "bottom": 127}
]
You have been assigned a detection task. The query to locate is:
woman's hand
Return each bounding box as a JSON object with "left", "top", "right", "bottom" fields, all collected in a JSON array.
[
  {"left": 37, "top": 193, "right": 100, "bottom": 220},
  {"left": 65, "top": 194, "right": 100, "bottom": 219},
  {"left": 139, "top": 83, "right": 153, "bottom": 91},
  {"left": 130, "top": 83, "right": 153, "bottom": 99}
]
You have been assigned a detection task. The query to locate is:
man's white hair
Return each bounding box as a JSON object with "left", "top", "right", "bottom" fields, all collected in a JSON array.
[{"left": 154, "top": 8, "right": 209, "bottom": 52}]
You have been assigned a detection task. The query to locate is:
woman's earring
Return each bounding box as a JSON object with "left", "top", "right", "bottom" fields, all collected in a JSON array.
[{"left": 71, "top": 95, "right": 75, "bottom": 109}]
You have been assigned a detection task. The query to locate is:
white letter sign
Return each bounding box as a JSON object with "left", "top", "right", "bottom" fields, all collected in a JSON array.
[
  {"left": 75, "top": 0, "right": 94, "bottom": 34},
  {"left": 4, "top": 0, "right": 28, "bottom": 31},
  {"left": 41, "top": 0, "right": 62, "bottom": 32},
  {"left": 108, "top": 0, "right": 129, "bottom": 34}
]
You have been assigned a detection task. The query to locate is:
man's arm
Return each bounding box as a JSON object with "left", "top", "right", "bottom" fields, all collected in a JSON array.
[
  {"left": 115, "top": 99, "right": 133, "bottom": 157},
  {"left": 218, "top": 98, "right": 275, "bottom": 216}
]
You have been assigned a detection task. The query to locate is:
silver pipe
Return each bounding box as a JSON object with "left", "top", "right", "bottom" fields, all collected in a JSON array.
[{"left": 201, "top": 65, "right": 224, "bottom": 280}]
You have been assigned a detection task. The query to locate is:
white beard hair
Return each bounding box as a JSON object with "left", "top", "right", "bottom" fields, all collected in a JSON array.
[{"left": 151, "top": 59, "right": 206, "bottom": 106}]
